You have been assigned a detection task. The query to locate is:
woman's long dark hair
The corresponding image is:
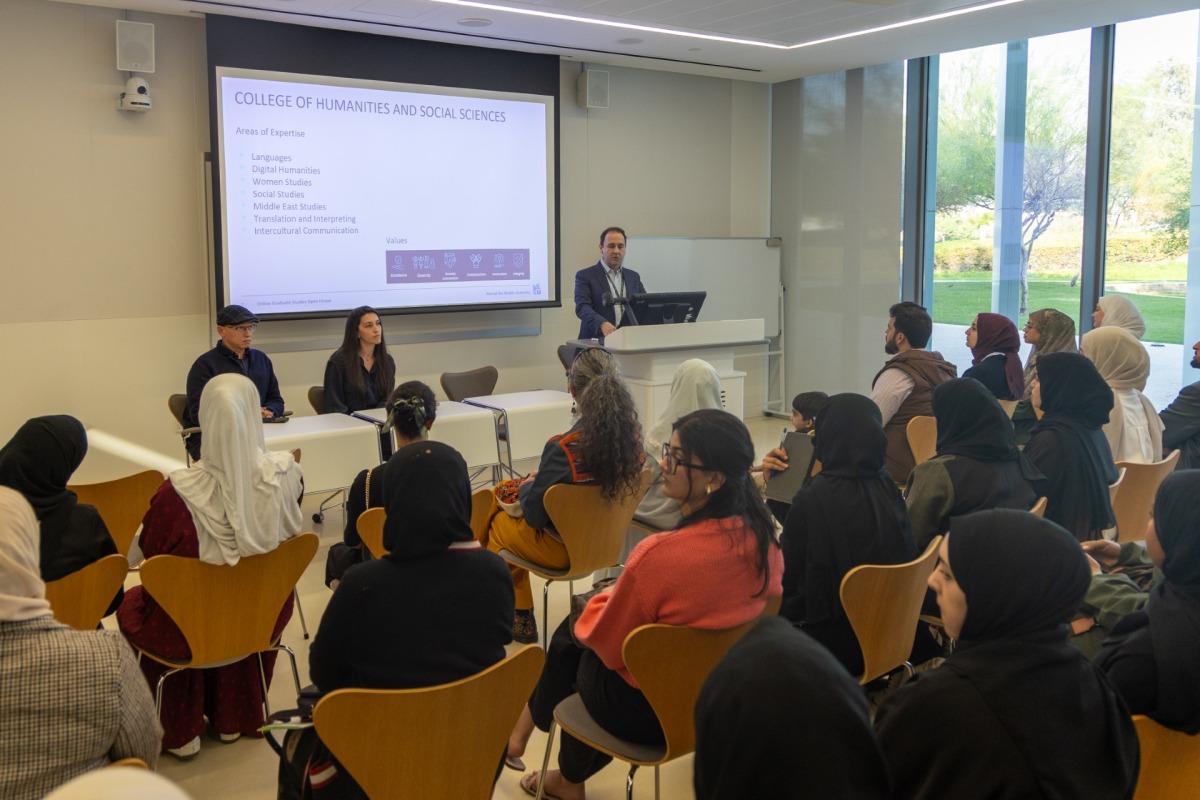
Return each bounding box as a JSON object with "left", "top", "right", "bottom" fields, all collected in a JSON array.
[
  {"left": 384, "top": 381, "right": 437, "bottom": 441},
  {"left": 672, "top": 409, "right": 778, "bottom": 594},
  {"left": 569, "top": 348, "right": 643, "bottom": 502},
  {"left": 336, "top": 306, "right": 395, "bottom": 397}
]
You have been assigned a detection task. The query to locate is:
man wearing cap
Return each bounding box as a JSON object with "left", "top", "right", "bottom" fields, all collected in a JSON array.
[{"left": 182, "top": 304, "right": 284, "bottom": 460}]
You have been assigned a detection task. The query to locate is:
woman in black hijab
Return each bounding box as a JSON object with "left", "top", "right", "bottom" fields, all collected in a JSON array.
[
  {"left": 875, "top": 510, "right": 1139, "bottom": 800},
  {"left": 1095, "top": 470, "right": 1200, "bottom": 732},
  {"left": 780, "top": 393, "right": 918, "bottom": 676},
  {"left": 905, "top": 379, "right": 1040, "bottom": 549},
  {"left": 0, "top": 416, "right": 121, "bottom": 612},
  {"left": 694, "top": 616, "right": 890, "bottom": 800},
  {"left": 1025, "top": 351, "right": 1119, "bottom": 541},
  {"left": 282, "top": 441, "right": 514, "bottom": 798}
]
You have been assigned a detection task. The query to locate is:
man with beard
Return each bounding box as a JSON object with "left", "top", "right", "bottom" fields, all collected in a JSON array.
[
  {"left": 1160, "top": 339, "right": 1200, "bottom": 469},
  {"left": 870, "top": 301, "right": 957, "bottom": 484}
]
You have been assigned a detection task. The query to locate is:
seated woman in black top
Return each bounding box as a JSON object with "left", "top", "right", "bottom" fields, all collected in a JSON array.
[
  {"left": 905, "top": 379, "right": 1040, "bottom": 549},
  {"left": 1025, "top": 351, "right": 1118, "bottom": 541},
  {"left": 1095, "top": 469, "right": 1200, "bottom": 732},
  {"left": 875, "top": 510, "right": 1139, "bottom": 800},
  {"left": 780, "top": 393, "right": 918, "bottom": 676},
  {"left": 280, "top": 440, "right": 514, "bottom": 798},
  {"left": 323, "top": 307, "right": 397, "bottom": 459},
  {"left": 962, "top": 312, "right": 1024, "bottom": 400},
  {"left": 0, "top": 415, "right": 122, "bottom": 615},
  {"left": 323, "top": 381, "right": 437, "bottom": 588}
]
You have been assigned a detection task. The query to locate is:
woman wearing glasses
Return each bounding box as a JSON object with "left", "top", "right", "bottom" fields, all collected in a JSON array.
[
  {"left": 505, "top": 409, "right": 783, "bottom": 800},
  {"left": 479, "top": 348, "right": 644, "bottom": 644}
]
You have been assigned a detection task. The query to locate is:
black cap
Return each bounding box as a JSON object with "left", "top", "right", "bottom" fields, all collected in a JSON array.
[{"left": 216, "top": 304, "right": 260, "bottom": 326}]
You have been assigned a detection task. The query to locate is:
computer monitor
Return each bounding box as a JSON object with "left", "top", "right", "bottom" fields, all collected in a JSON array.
[{"left": 627, "top": 291, "right": 706, "bottom": 325}]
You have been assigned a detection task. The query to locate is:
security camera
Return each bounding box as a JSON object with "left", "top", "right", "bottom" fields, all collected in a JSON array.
[{"left": 118, "top": 77, "right": 152, "bottom": 112}]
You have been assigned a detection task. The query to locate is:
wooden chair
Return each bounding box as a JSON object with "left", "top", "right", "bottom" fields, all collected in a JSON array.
[
  {"left": 357, "top": 507, "right": 387, "bottom": 560},
  {"left": 536, "top": 618, "right": 762, "bottom": 800},
  {"left": 470, "top": 487, "right": 494, "bottom": 540},
  {"left": 43, "top": 554, "right": 129, "bottom": 630},
  {"left": 69, "top": 470, "right": 163, "bottom": 557},
  {"left": 1030, "top": 496, "right": 1048, "bottom": 517},
  {"left": 314, "top": 645, "right": 545, "bottom": 800},
  {"left": 906, "top": 416, "right": 938, "bottom": 467},
  {"left": 307, "top": 386, "right": 326, "bottom": 414},
  {"left": 1114, "top": 452, "right": 1180, "bottom": 543},
  {"left": 498, "top": 470, "right": 651, "bottom": 641},
  {"left": 132, "top": 532, "right": 318, "bottom": 721},
  {"left": 1132, "top": 714, "right": 1200, "bottom": 800},
  {"left": 108, "top": 757, "right": 150, "bottom": 769},
  {"left": 440, "top": 366, "right": 499, "bottom": 402},
  {"left": 839, "top": 535, "right": 942, "bottom": 685},
  {"left": 997, "top": 399, "right": 1019, "bottom": 418}
]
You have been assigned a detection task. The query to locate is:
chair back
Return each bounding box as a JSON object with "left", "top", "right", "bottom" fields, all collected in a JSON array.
[
  {"left": 997, "top": 399, "right": 1019, "bottom": 418},
  {"left": 314, "top": 645, "right": 545, "bottom": 799},
  {"left": 470, "top": 488, "right": 494, "bottom": 540},
  {"left": 557, "top": 344, "right": 576, "bottom": 373},
  {"left": 906, "top": 416, "right": 938, "bottom": 467},
  {"left": 138, "top": 533, "right": 317, "bottom": 666},
  {"left": 544, "top": 470, "right": 652, "bottom": 579},
  {"left": 307, "top": 386, "right": 326, "bottom": 414},
  {"left": 1109, "top": 467, "right": 1127, "bottom": 507},
  {"left": 622, "top": 619, "right": 760, "bottom": 764},
  {"left": 440, "top": 367, "right": 499, "bottom": 402},
  {"left": 357, "top": 507, "right": 388, "bottom": 559},
  {"left": 1133, "top": 714, "right": 1200, "bottom": 800},
  {"left": 840, "top": 535, "right": 942, "bottom": 684},
  {"left": 1114, "top": 452, "right": 1180, "bottom": 543},
  {"left": 43, "top": 554, "right": 129, "bottom": 631},
  {"left": 167, "top": 394, "right": 188, "bottom": 427},
  {"left": 69, "top": 470, "right": 163, "bottom": 556},
  {"left": 1029, "top": 496, "right": 1048, "bottom": 517}
]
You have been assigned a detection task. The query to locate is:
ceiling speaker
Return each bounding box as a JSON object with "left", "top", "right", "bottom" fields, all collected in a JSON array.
[
  {"left": 577, "top": 70, "right": 609, "bottom": 109},
  {"left": 116, "top": 20, "right": 155, "bottom": 73}
]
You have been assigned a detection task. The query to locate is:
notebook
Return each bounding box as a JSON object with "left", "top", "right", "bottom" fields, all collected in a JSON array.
[{"left": 763, "top": 431, "right": 817, "bottom": 505}]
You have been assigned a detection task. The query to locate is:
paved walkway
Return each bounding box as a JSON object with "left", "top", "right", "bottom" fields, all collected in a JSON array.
[{"left": 929, "top": 323, "right": 1190, "bottom": 411}]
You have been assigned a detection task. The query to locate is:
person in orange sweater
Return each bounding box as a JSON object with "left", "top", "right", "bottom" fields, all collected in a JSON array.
[{"left": 505, "top": 409, "right": 784, "bottom": 800}]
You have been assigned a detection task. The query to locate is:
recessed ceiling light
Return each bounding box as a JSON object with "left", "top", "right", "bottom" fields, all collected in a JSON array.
[
  {"left": 431, "top": 0, "right": 1027, "bottom": 50},
  {"left": 457, "top": 17, "right": 493, "bottom": 27},
  {"left": 616, "top": 37, "right": 642, "bottom": 45},
  {"left": 688, "top": 47, "right": 701, "bottom": 52}
]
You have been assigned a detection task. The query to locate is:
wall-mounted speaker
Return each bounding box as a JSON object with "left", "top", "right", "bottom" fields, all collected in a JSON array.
[
  {"left": 577, "top": 70, "right": 609, "bottom": 109},
  {"left": 116, "top": 20, "right": 155, "bottom": 73}
]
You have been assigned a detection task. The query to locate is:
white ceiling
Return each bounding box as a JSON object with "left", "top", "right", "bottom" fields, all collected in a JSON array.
[{"left": 56, "top": 0, "right": 1200, "bottom": 82}]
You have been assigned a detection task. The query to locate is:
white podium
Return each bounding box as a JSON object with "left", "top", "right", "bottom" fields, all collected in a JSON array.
[{"left": 572, "top": 319, "right": 766, "bottom": 425}]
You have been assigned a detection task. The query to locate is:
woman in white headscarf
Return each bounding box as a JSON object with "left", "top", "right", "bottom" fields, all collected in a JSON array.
[
  {"left": 118, "top": 374, "right": 304, "bottom": 759},
  {"left": 1082, "top": 326, "right": 1163, "bottom": 464},
  {"left": 1093, "top": 295, "right": 1147, "bottom": 340},
  {"left": 0, "top": 488, "right": 161, "bottom": 799}
]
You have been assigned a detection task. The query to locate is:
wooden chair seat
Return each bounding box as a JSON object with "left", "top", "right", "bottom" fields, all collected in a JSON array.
[{"left": 1133, "top": 714, "right": 1200, "bottom": 800}]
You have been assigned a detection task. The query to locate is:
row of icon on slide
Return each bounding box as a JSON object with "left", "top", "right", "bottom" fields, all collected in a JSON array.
[{"left": 391, "top": 252, "right": 526, "bottom": 269}]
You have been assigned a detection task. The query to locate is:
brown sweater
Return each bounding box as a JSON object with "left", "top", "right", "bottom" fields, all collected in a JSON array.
[{"left": 873, "top": 350, "right": 957, "bottom": 483}]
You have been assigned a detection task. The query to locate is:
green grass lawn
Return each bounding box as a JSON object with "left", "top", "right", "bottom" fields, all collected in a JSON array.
[
  {"left": 932, "top": 282, "right": 1186, "bottom": 343},
  {"left": 934, "top": 260, "right": 1188, "bottom": 283}
]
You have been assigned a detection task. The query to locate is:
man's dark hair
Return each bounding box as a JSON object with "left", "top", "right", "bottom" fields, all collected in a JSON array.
[
  {"left": 889, "top": 301, "right": 932, "bottom": 349},
  {"left": 599, "top": 226, "right": 627, "bottom": 246},
  {"left": 791, "top": 391, "right": 829, "bottom": 420}
]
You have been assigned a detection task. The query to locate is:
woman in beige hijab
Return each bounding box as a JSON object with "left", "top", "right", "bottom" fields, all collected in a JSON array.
[{"left": 1081, "top": 326, "right": 1163, "bottom": 463}]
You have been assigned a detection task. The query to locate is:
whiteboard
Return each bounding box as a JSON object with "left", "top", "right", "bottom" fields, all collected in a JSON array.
[{"left": 625, "top": 237, "right": 781, "bottom": 337}]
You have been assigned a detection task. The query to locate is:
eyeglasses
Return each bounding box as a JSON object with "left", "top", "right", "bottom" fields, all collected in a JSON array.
[
  {"left": 661, "top": 443, "right": 707, "bottom": 475},
  {"left": 229, "top": 324, "right": 257, "bottom": 333}
]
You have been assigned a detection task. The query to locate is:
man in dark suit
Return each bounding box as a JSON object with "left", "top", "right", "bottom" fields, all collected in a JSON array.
[{"left": 574, "top": 226, "right": 647, "bottom": 339}]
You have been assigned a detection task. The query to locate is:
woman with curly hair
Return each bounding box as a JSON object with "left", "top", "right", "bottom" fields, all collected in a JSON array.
[{"left": 481, "top": 347, "right": 643, "bottom": 644}]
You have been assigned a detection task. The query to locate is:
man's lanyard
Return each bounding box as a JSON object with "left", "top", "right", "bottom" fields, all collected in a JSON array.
[{"left": 605, "top": 268, "right": 625, "bottom": 325}]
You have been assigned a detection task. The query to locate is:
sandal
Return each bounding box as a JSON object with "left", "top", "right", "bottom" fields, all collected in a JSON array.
[
  {"left": 519, "top": 771, "right": 564, "bottom": 800},
  {"left": 505, "top": 755, "right": 526, "bottom": 771}
]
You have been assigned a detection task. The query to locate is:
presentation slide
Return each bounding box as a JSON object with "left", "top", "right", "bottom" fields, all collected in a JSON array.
[{"left": 215, "top": 68, "right": 556, "bottom": 318}]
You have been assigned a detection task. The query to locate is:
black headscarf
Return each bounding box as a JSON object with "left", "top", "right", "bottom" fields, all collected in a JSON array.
[
  {"left": 1028, "top": 352, "right": 1118, "bottom": 540},
  {"left": 932, "top": 378, "right": 1020, "bottom": 461},
  {"left": 380, "top": 441, "right": 475, "bottom": 558},
  {"left": 0, "top": 415, "right": 87, "bottom": 519},
  {"left": 694, "top": 616, "right": 891, "bottom": 800},
  {"left": 780, "top": 394, "right": 916, "bottom": 671},
  {"left": 923, "top": 510, "right": 1139, "bottom": 797},
  {"left": 1145, "top": 470, "right": 1200, "bottom": 732}
]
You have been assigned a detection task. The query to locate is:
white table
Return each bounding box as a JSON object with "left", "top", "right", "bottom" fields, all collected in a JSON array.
[
  {"left": 464, "top": 390, "right": 575, "bottom": 473},
  {"left": 263, "top": 413, "right": 380, "bottom": 494},
  {"left": 360, "top": 401, "right": 500, "bottom": 470}
]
